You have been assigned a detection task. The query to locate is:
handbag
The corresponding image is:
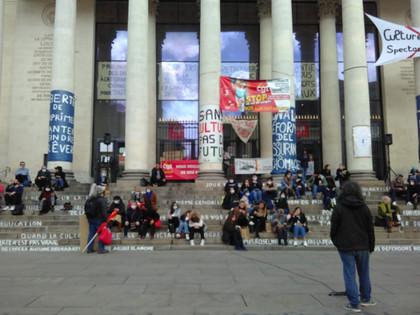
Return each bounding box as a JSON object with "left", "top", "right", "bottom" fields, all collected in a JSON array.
[
  {"left": 155, "top": 219, "right": 162, "bottom": 228},
  {"left": 99, "top": 226, "right": 112, "bottom": 245}
]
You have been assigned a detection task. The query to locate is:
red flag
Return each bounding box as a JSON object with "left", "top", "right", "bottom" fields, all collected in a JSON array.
[{"left": 97, "top": 210, "right": 117, "bottom": 233}]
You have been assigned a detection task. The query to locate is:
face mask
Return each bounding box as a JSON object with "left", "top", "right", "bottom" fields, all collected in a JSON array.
[
  {"left": 45, "top": 188, "right": 50, "bottom": 192},
  {"left": 287, "top": 175, "right": 291, "bottom": 178},
  {"left": 114, "top": 200, "right": 119, "bottom": 204},
  {"left": 235, "top": 88, "right": 246, "bottom": 98},
  {"left": 173, "top": 206, "right": 178, "bottom": 210},
  {"left": 229, "top": 180, "right": 234, "bottom": 183},
  {"left": 267, "top": 181, "right": 272, "bottom": 185},
  {"left": 42, "top": 169, "right": 46, "bottom": 172},
  {"left": 281, "top": 195, "right": 286, "bottom": 199},
  {"left": 298, "top": 174, "right": 302, "bottom": 178},
  {"left": 245, "top": 193, "right": 250, "bottom": 197},
  {"left": 135, "top": 191, "right": 139, "bottom": 195},
  {"left": 146, "top": 189, "right": 151, "bottom": 193},
  {"left": 131, "top": 205, "right": 136, "bottom": 210},
  {"left": 230, "top": 190, "right": 235, "bottom": 194},
  {"left": 410, "top": 182, "right": 414, "bottom": 186},
  {"left": 252, "top": 177, "right": 257, "bottom": 181}
]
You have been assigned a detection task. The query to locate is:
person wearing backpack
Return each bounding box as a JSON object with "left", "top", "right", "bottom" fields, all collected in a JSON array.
[{"left": 85, "top": 184, "right": 108, "bottom": 254}]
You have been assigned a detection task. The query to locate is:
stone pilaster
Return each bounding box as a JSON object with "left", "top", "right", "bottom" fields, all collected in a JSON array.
[
  {"left": 342, "top": 0, "right": 376, "bottom": 180},
  {"left": 412, "top": 1, "right": 420, "bottom": 161},
  {"left": 122, "top": 0, "right": 150, "bottom": 180},
  {"left": 318, "top": 0, "right": 342, "bottom": 170}
]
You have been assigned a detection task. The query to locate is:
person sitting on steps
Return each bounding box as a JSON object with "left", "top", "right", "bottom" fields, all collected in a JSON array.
[
  {"left": 189, "top": 210, "right": 205, "bottom": 246},
  {"left": 38, "top": 185, "right": 56, "bottom": 215},
  {"left": 150, "top": 163, "right": 166, "bottom": 186},
  {"left": 377, "top": 196, "right": 401, "bottom": 233},
  {"left": 35, "top": 165, "right": 51, "bottom": 191},
  {"left": 14, "top": 161, "right": 31, "bottom": 187},
  {"left": 54, "top": 166, "right": 68, "bottom": 191},
  {"left": 140, "top": 202, "right": 160, "bottom": 240},
  {"left": 143, "top": 186, "right": 158, "bottom": 211},
  {"left": 4, "top": 179, "right": 24, "bottom": 211},
  {"left": 287, "top": 207, "right": 308, "bottom": 247},
  {"left": 123, "top": 201, "right": 143, "bottom": 239},
  {"left": 108, "top": 195, "right": 125, "bottom": 232},
  {"left": 176, "top": 210, "right": 191, "bottom": 240},
  {"left": 168, "top": 202, "right": 181, "bottom": 238}
]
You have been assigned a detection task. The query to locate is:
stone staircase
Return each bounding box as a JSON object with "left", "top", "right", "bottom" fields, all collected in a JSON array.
[{"left": 1, "top": 181, "right": 419, "bottom": 252}]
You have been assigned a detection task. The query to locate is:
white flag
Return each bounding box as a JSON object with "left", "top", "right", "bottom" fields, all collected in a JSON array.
[{"left": 366, "top": 14, "right": 420, "bottom": 66}]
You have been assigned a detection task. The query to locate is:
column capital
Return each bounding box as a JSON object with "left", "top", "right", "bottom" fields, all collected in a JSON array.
[
  {"left": 149, "top": 0, "right": 159, "bottom": 16},
  {"left": 257, "top": 0, "right": 271, "bottom": 20},
  {"left": 318, "top": 0, "right": 339, "bottom": 18}
]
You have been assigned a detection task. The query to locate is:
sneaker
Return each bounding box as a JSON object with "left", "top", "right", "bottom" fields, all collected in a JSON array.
[
  {"left": 248, "top": 221, "right": 255, "bottom": 226},
  {"left": 407, "top": 201, "right": 413, "bottom": 206},
  {"left": 190, "top": 240, "right": 195, "bottom": 246},
  {"left": 171, "top": 233, "right": 175, "bottom": 238},
  {"left": 361, "top": 299, "right": 377, "bottom": 307},
  {"left": 200, "top": 239, "right": 205, "bottom": 246},
  {"left": 343, "top": 304, "right": 361, "bottom": 313},
  {"left": 294, "top": 241, "right": 298, "bottom": 247},
  {"left": 303, "top": 241, "right": 308, "bottom": 247},
  {"left": 176, "top": 233, "right": 180, "bottom": 238},
  {"left": 97, "top": 250, "right": 109, "bottom": 254},
  {"left": 186, "top": 234, "right": 190, "bottom": 240},
  {"left": 3, "top": 206, "right": 9, "bottom": 210},
  {"left": 392, "top": 201, "right": 397, "bottom": 206},
  {"left": 10, "top": 206, "right": 15, "bottom": 211}
]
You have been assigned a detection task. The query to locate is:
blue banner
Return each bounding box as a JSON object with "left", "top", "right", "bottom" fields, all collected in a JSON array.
[
  {"left": 417, "top": 95, "right": 420, "bottom": 161},
  {"left": 272, "top": 108, "right": 300, "bottom": 174},
  {"left": 48, "top": 90, "right": 75, "bottom": 163}
]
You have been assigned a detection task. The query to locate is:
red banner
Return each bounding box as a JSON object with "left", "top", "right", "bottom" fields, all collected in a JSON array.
[
  {"left": 220, "top": 76, "right": 291, "bottom": 113},
  {"left": 161, "top": 160, "right": 199, "bottom": 180},
  {"left": 168, "top": 123, "right": 185, "bottom": 139},
  {"left": 296, "top": 121, "right": 309, "bottom": 138}
]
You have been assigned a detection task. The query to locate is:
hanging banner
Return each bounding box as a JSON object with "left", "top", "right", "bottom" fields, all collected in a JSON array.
[
  {"left": 199, "top": 104, "right": 223, "bottom": 163},
  {"left": 222, "top": 115, "right": 258, "bottom": 143},
  {"left": 235, "top": 158, "right": 273, "bottom": 175},
  {"left": 48, "top": 90, "right": 75, "bottom": 162},
  {"left": 97, "top": 61, "right": 127, "bottom": 100},
  {"left": 272, "top": 109, "right": 300, "bottom": 174},
  {"left": 417, "top": 96, "right": 420, "bottom": 160},
  {"left": 366, "top": 14, "right": 420, "bottom": 66},
  {"left": 299, "top": 63, "right": 317, "bottom": 100},
  {"left": 220, "top": 76, "right": 290, "bottom": 112},
  {"left": 168, "top": 123, "right": 185, "bottom": 139},
  {"left": 352, "top": 125, "right": 372, "bottom": 157},
  {"left": 161, "top": 160, "right": 199, "bottom": 180}
]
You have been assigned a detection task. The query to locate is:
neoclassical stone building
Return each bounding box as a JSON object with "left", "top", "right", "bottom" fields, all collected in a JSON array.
[{"left": 0, "top": 0, "right": 418, "bottom": 183}]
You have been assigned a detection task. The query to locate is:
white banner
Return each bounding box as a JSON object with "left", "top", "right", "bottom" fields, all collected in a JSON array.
[
  {"left": 366, "top": 14, "right": 420, "bottom": 66},
  {"left": 352, "top": 125, "right": 372, "bottom": 158},
  {"left": 222, "top": 115, "right": 258, "bottom": 143},
  {"left": 199, "top": 104, "right": 223, "bottom": 163},
  {"left": 235, "top": 158, "right": 273, "bottom": 174}
]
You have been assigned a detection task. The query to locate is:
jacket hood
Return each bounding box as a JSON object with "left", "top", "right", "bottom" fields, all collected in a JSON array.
[{"left": 340, "top": 195, "right": 366, "bottom": 209}]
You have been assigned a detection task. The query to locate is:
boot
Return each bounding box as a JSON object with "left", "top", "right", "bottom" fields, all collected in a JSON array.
[{"left": 117, "top": 222, "right": 122, "bottom": 232}]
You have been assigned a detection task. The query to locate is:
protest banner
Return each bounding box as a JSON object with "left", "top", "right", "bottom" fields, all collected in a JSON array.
[
  {"left": 199, "top": 104, "right": 223, "bottom": 163},
  {"left": 220, "top": 76, "right": 290, "bottom": 112},
  {"left": 235, "top": 158, "right": 273, "bottom": 175},
  {"left": 161, "top": 160, "right": 199, "bottom": 180},
  {"left": 222, "top": 115, "right": 258, "bottom": 143}
]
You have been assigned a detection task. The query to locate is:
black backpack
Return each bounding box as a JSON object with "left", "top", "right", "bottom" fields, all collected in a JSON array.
[
  {"left": 12, "top": 204, "right": 25, "bottom": 216},
  {"left": 84, "top": 197, "right": 99, "bottom": 219}
]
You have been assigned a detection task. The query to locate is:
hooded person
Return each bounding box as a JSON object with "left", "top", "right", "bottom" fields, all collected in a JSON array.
[{"left": 143, "top": 186, "right": 158, "bottom": 211}]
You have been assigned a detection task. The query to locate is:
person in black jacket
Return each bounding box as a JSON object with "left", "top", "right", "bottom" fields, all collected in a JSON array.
[
  {"left": 222, "top": 213, "right": 246, "bottom": 251},
  {"left": 86, "top": 184, "right": 108, "bottom": 254},
  {"left": 124, "top": 201, "right": 143, "bottom": 238},
  {"left": 35, "top": 165, "right": 51, "bottom": 190},
  {"left": 330, "top": 181, "right": 376, "bottom": 312},
  {"left": 54, "top": 166, "right": 68, "bottom": 191},
  {"left": 140, "top": 202, "right": 160, "bottom": 239},
  {"left": 150, "top": 163, "right": 166, "bottom": 186},
  {"left": 287, "top": 207, "right": 308, "bottom": 247},
  {"left": 108, "top": 195, "right": 125, "bottom": 232}
]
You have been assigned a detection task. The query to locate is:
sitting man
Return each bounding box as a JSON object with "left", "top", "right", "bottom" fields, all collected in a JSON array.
[
  {"left": 150, "top": 163, "right": 166, "bottom": 186},
  {"left": 406, "top": 179, "right": 420, "bottom": 209},
  {"left": 390, "top": 174, "right": 406, "bottom": 205},
  {"left": 292, "top": 169, "right": 306, "bottom": 199},
  {"left": 271, "top": 208, "right": 289, "bottom": 246},
  {"left": 54, "top": 166, "right": 68, "bottom": 191},
  {"left": 4, "top": 179, "right": 24, "bottom": 210},
  {"left": 38, "top": 186, "right": 56, "bottom": 214},
  {"left": 262, "top": 177, "right": 277, "bottom": 209},
  {"left": 224, "top": 176, "right": 238, "bottom": 194},
  {"left": 377, "top": 196, "right": 401, "bottom": 233},
  {"left": 14, "top": 161, "right": 31, "bottom": 187},
  {"left": 307, "top": 172, "right": 328, "bottom": 199},
  {"left": 35, "top": 165, "right": 51, "bottom": 190}
]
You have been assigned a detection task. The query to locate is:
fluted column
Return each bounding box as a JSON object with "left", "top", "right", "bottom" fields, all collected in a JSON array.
[
  {"left": 197, "top": 0, "right": 224, "bottom": 180},
  {"left": 47, "top": 0, "right": 76, "bottom": 177},
  {"left": 148, "top": 0, "right": 158, "bottom": 167},
  {"left": 271, "top": 0, "right": 299, "bottom": 174},
  {"left": 258, "top": 0, "right": 273, "bottom": 159},
  {"left": 342, "top": 0, "right": 376, "bottom": 180},
  {"left": 123, "top": 0, "right": 149, "bottom": 180},
  {"left": 412, "top": 0, "right": 420, "bottom": 160},
  {"left": 319, "top": 0, "right": 342, "bottom": 169}
]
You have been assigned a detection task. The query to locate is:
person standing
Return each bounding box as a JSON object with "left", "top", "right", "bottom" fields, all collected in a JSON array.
[
  {"left": 86, "top": 184, "right": 108, "bottom": 254},
  {"left": 330, "top": 181, "right": 376, "bottom": 313}
]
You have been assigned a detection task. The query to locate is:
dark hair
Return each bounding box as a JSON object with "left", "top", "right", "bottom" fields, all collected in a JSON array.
[
  {"left": 338, "top": 181, "right": 364, "bottom": 202},
  {"left": 294, "top": 207, "right": 303, "bottom": 215},
  {"left": 170, "top": 201, "right": 177, "bottom": 214},
  {"left": 113, "top": 195, "right": 121, "bottom": 201}
]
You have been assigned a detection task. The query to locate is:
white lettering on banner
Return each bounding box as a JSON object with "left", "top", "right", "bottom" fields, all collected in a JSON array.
[
  {"left": 199, "top": 105, "right": 223, "bottom": 163},
  {"left": 0, "top": 221, "right": 42, "bottom": 227},
  {"left": 111, "top": 246, "right": 154, "bottom": 251}
]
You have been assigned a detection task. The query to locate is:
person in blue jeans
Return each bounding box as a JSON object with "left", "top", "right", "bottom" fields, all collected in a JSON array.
[
  {"left": 307, "top": 172, "right": 327, "bottom": 199},
  {"left": 86, "top": 184, "right": 109, "bottom": 254},
  {"left": 176, "top": 210, "right": 191, "bottom": 240},
  {"left": 330, "top": 181, "right": 376, "bottom": 313},
  {"left": 287, "top": 207, "right": 308, "bottom": 247}
]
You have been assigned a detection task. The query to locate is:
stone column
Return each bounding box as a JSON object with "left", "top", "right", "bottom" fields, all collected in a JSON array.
[
  {"left": 342, "top": 0, "right": 376, "bottom": 180},
  {"left": 271, "top": 0, "right": 299, "bottom": 175},
  {"left": 148, "top": 0, "right": 158, "bottom": 167},
  {"left": 123, "top": 0, "right": 149, "bottom": 180},
  {"left": 258, "top": 0, "right": 273, "bottom": 159},
  {"left": 319, "top": 0, "right": 342, "bottom": 170},
  {"left": 47, "top": 0, "right": 76, "bottom": 177},
  {"left": 197, "top": 0, "right": 224, "bottom": 180},
  {"left": 412, "top": 0, "right": 420, "bottom": 160},
  {"left": 0, "top": 0, "right": 3, "bottom": 90}
]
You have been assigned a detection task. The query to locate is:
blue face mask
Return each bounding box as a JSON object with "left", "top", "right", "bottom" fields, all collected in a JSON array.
[
  {"left": 281, "top": 195, "right": 286, "bottom": 199},
  {"left": 42, "top": 169, "right": 46, "bottom": 172},
  {"left": 173, "top": 206, "right": 178, "bottom": 210},
  {"left": 298, "top": 174, "right": 302, "bottom": 178},
  {"left": 114, "top": 200, "right": 119, "bottom": 204},
  {"left": 230, "top": 190, "right": 235, "bottom": 194},
  {"left": 245, "top": 193, "right": 250, "bottom": 197},
  {"left": 236, "top": 88, "right": 246, "bottom": 99}
]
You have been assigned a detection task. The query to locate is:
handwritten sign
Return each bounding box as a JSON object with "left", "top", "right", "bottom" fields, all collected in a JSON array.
[{"left": 199, "top": 104, "right": 223, "bottom": 163}]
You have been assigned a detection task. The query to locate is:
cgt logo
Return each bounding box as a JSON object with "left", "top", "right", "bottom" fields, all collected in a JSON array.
[
  {"left": 256, "top": 84, "right": 270, "bottom": 93},
  {"left": 162, "top": 162, "right": 173, "bottom": 172}
]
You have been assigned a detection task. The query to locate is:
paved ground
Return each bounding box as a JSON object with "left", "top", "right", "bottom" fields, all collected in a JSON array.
[{"left": 0, "top": 250, "right": 418, "bottom": 315}]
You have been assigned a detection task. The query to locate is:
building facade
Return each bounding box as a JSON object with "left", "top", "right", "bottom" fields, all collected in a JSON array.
[{"left": 0, "top": 0, "right": 417, "bottom": 183}]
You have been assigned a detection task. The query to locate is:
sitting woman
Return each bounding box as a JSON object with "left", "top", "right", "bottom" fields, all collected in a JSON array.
[
  {"left": 233, "top": 201, "right": 249, "bottom": 228},
  {"left": 240, "top": 189, "right": 255, "bottom": 214},
  {"left": 54, "top": 166, "right": 68, "bottom": 191},
  {"left": 143, "top": 186, "right": 158, "bottom": 211},
  {"left": 271, "top": 208, "right": 288, "bottom": 246},
  {"left": 140, "top": 202, "right": 160, "bottom": 240},
  {"left": 222, "top": 213, "right": 247, "bottom": 251},
  {"left": 250, "top": 201, "right": 267, "bottom": 238},
  {"left": 132, "top": 186, "right": 143, "bottom": 203},
  {"left": 108, "top": 195, "right": 125, "bottom": 232},
  {"left": 274, "top": 191, "right": 290, "bottom": 215},
  {"left": 189, "top": 210, "right": 205, "bottom": 246},
  {"left": 222, "top": 187, "right": 240, "bottom": 210},
  {"left": 280, "top": 170, "right": 296, "bottom": 198},
  {"left": 124, "top": 201, "right": 143, "bottom": 238},
  {"left": 168, "top": 202, "right": 181, "bottom": 238},
  {"left": 176, "top": 210, "right": 191, "bottom": 240},
  {"left": 38, "top": 185, "right": 56, "bottom": 215},
  {"left": 377, "top": 196, "right": 401, "bottom": 233},
  {"left": 263, "top": 177, "right": 277, "bottom": 210},
  {"left": 287, "top": 207, "right": 308, "bottom": 247}
]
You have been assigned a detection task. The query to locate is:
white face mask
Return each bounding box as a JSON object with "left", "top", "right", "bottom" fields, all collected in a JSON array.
[
  {"left": 131, "top": 205, "right": 136, "bottom": 210},
  {"left": 146, "top": 189, "right": 151, "bottom": 193},
  {"left": 267, "top": 181, "right": 272, "bottom": 185},
  {"left": 229, "top": 180, "right": 234, "bottom": 183},
  {"left": 45, "top": 188, "right": 51, "bottom": 192}
]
